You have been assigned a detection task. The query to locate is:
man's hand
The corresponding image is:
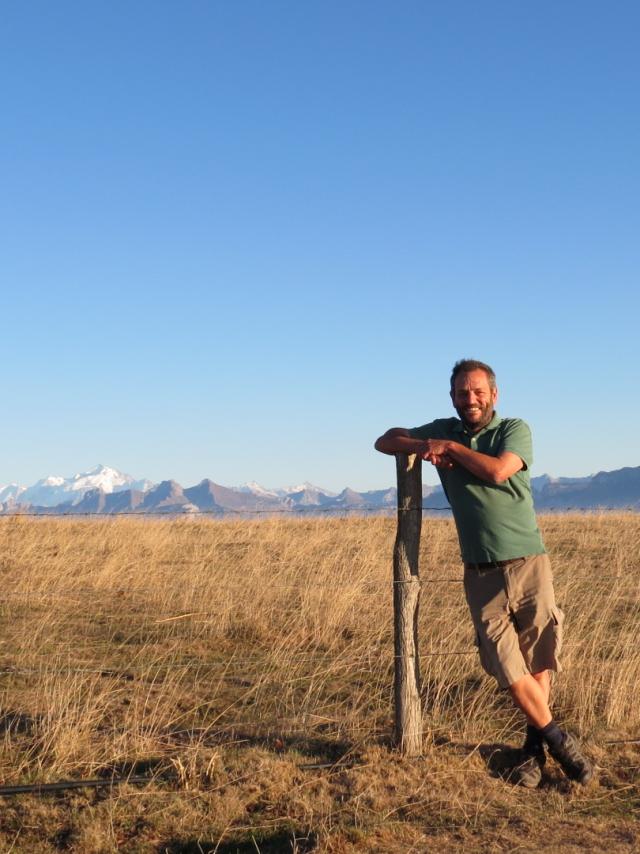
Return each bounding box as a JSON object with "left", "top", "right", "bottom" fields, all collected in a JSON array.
[
  {"left": 428, "top": 454, "right": 455, "bottom": 469},
  {"left": 422, "top": 439, "right": 453, "bottom": 468},
  {"left": 429, "top": 440, "right": 524, "bottom": 483},
  {"left": 375, "top": 430, "right": 454, "bottom": 468}
]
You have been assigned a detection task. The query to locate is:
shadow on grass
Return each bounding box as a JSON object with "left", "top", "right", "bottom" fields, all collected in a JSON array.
[
  {"left": 279, "top": 734, "right": 356, "bottom": 763},
  {"left": 456, "top": 741, "right": 572, "bottom": 792},
  {"left": 159, "top": 725, "right": 364, "bottom": 765},
  {"left": 0, "top": 709, "right": 42, "bottom": 735},
  {"left": 478, "top": 741, "right": 527, "bottom": 781},
  {"left": 160, "top": 829, "right": 318, "bottom": 853}
]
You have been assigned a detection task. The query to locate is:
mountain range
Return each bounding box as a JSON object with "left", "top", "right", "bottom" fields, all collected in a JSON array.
[{"left": 0, "top": 464, "right": 638, "bottom": 516}]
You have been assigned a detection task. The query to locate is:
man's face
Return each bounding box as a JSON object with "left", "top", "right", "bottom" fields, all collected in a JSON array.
[{"left": 451, "top": 369, "right": 497, "bottom": 432}]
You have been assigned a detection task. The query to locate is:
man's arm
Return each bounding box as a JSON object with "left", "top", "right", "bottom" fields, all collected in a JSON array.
[
  {"left": 375, "top": 428, "right": 452, "bottom": 468},
  {"left": 422, "top": 439, "right": 523, "bottom": 484},
  {"left": 374, "top": 428, "right": 427, "bottom": 456}
]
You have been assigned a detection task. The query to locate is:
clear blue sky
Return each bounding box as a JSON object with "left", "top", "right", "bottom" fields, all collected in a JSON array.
[{"left": 2, "top": 2, "right": 638, "bottom": 491}]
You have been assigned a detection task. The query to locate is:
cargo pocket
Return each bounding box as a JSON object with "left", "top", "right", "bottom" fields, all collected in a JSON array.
[{"left": 474, "top": 630, "right": 496, "bottom": 680}]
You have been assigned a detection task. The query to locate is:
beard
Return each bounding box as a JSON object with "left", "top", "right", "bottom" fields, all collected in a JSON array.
[{"left": 454, "top": 401, "right": 495, "bottom": 433}]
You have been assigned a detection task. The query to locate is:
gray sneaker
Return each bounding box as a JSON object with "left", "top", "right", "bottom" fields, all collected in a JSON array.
[
  {"left": 548, "top": 733, "right": 594, "bottom": 784},
  {"left": 511, "top": 749, "right": 545, "bottom": 788}
]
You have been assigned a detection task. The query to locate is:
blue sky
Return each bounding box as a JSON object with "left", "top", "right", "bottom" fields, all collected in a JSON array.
[{"left": 2, "top": 2, "right": 638, "bottom": 491}]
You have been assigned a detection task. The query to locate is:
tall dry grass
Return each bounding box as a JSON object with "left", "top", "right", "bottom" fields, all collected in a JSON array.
[
  {"left": 0, "top": 512, "right": 638, "bottom": 789},
  {"left": 0, "top": 514, "right": 638, "bottom": 852}
]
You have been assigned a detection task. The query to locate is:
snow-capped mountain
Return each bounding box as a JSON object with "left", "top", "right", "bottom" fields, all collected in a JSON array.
[
  {"left": 1, "top": 464, "right": 639, "bottom": 516},
  {"left": 279, "top": 482, "right": 338, "bottom": 498},
  {"left": 236, "top": 481, "right": 281, "bottom": 499},
  {"left": 15, "top": 465, "right": 154, "bottom": 508},
  {"left": 237, "top": 481, "right": 338, "bottom": 499}
]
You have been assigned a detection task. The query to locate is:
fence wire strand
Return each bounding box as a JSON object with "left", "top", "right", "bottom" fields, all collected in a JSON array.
[
  {"left": 3, "top": 505, "right": 638, "bottom": 518},
  {"left": 0, "top": 505, "right": 450, "bottom": 518}
]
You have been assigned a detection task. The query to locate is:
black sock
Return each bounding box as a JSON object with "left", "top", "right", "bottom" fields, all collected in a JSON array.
[
  {"left": 540, "top": 720, "right": 565, "bottom": 751},
  {"left": 523, "top": 723, "right": 544, "bottom": 753}
]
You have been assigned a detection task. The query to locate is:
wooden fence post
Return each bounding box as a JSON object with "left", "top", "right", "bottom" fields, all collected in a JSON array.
[{"left": 393, "top": 452, "right": 423, "bottom": 756}]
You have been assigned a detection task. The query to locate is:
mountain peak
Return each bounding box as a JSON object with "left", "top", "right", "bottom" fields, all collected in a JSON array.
[
  {"left": 2, "top": 464, "right": 639, "bottom": 516},
  {"left": 16, "top": 464, "right": 154, "bottom": 508},
  {"left": 237, "top": 481, "right": 280, "bottom": 499},
  {"left": 83, "top": 463, "right": 117, "bottom": 476},
  {"left": 283, "top": 482, "right": 337, "bottom": 497}
]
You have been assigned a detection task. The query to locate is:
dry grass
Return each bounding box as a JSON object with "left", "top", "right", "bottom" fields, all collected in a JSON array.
[{"left": 0, "top": 513, "right": 638, "bottom": 852}]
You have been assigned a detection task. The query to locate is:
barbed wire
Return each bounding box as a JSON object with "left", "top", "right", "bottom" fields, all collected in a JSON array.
[
  {"left": 0, "top": 504, "right": 452, "bottom": 518},
  {"left": 0, "top": 775, "right": 156, "bottom": 797},
  {"left": 1, "top": 568, "right": 638, "bottom": 603},
  {"left": 0, "top": 651, "right": 479, "bottom": 679},
  {"left": 0, "top": 636, "right": 633, "bottom": 677},
  {"left": 0, "top": 581, "right": 467, "bottom": 601},
  {"left": 2, "top": 502, "right": 640, "bottom": 519}
]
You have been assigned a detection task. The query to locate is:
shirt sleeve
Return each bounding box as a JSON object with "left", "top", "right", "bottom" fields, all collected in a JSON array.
[{"left": 499, "top": 419, "right": 533, "bottom": 470}]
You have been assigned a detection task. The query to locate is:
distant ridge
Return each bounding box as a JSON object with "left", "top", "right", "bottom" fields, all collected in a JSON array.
[
  {"left": 531, "top": 467, "right": 640, "bottom": 510},
  {"left": 1, "top": 464, "right": 639, "bottom": 516}
]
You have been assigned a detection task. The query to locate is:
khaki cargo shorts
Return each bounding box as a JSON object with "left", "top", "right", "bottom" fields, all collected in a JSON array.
[{"left": 463, "top": 553, "right": 564, "bottom": 689}]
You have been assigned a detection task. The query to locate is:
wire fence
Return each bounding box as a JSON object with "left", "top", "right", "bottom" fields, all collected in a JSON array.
[
  {"left": 0, "top": 569, "right": 637, "bottom": 599},
  {"left": 0, "top": 504, "right": 451, "bottom": 517},
  {"left": 1, "top": 503, "right": 639, "bottom": 518}
]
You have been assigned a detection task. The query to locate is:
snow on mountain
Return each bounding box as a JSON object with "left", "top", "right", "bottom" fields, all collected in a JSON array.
[
  {"left": 17, "top": 465, "right": 154, "bottom": 507},
  {"left": 236, "top": 481, "right": 338, "bottom": 499},
  {"left": 0, "top": 483, "right": 26, "bottom": 503},
  {"left": 236, "top": 481, "right": 281, "bottom": 499},
  {"left": 279, "top": 482, "right": 338, "bottom": 498}
]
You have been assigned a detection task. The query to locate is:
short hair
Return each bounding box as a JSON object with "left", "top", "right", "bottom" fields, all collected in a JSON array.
[{"left": 450, "top": 359, "right": 496, "bottom": 392}]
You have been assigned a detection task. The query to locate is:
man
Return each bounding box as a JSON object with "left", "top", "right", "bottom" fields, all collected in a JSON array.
[{"left": 374, "top": 358, "right": 593, "bottom": 788}]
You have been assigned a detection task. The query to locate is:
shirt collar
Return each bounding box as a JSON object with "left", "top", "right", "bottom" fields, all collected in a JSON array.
[{"left": 453, "top": 411, "right": 502, "bottom": 436}]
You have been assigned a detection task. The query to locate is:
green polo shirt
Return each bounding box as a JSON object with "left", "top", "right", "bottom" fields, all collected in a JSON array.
[{"left": 409, "top": 414, "right": 546, "bottom": 563}]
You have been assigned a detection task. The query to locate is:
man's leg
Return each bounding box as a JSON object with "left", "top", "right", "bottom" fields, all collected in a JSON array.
[
  {"left": 506, "top": 671, "right": 550, "bottom": 787},
  {"left": 507, "top": 556, "right": 592, "bottom": 783},
  {"left": 532, "top": 669, "right": 550, "bottom": 703},
  {"left": 465, "top": 559, "right": 592, "bottom": 785},
  {"left": 509, "top": 670, "right": 551, "bottom": 727},
  {"left": 509, "top": 668, "right": 593, "bottom": 785},
  {"left": 524, "top": 671, "right": 550, "bottom": 756}
]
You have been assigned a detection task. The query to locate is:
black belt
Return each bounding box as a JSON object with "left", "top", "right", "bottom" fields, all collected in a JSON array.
[{"left": 464, "top": 557, "right": 525, "bottom": 571}]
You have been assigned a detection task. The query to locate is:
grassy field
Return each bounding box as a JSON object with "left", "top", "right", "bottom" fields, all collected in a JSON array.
[{"left": 0, "top": 513, "right": 638, "bottom": 852}]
